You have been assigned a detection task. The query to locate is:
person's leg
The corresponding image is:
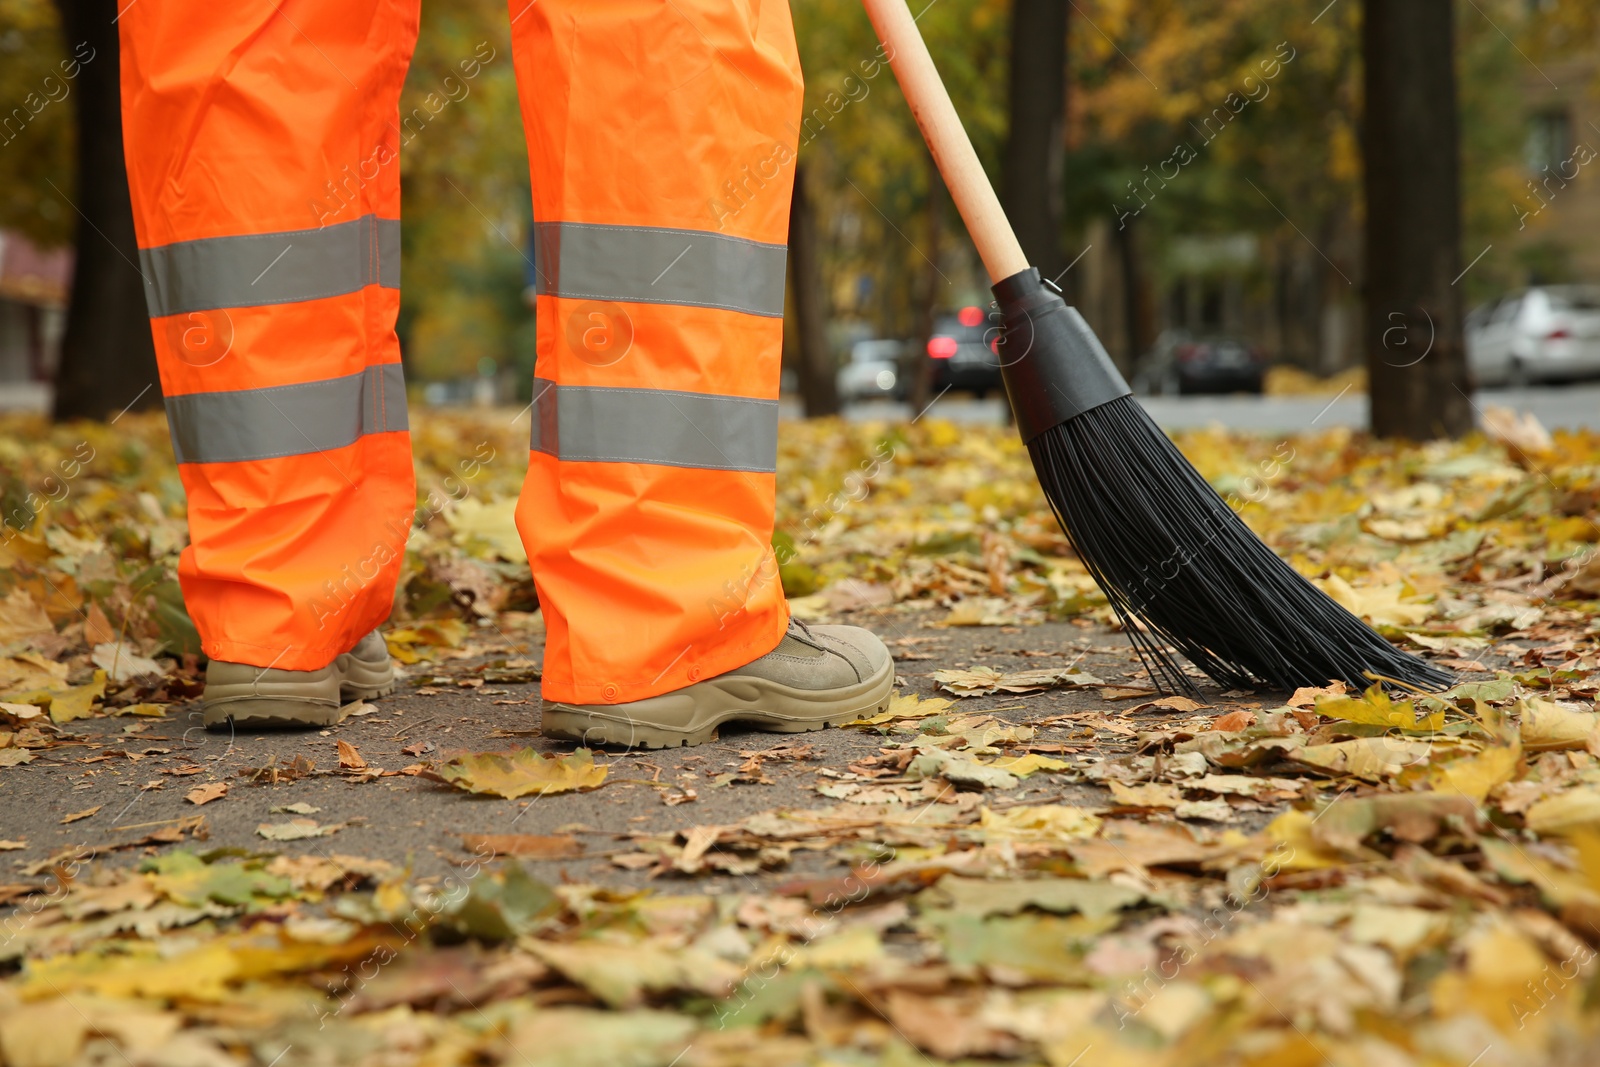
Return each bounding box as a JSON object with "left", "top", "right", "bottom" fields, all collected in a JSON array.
[
  {"left": 120, "top": 0, "right": 418, "bottom": 723},
  {"left": 510, "top": 0, "right": 891, "bottom": 745}
]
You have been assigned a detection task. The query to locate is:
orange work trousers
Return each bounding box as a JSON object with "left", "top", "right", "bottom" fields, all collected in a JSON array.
[{"left": 121, "top": 1, "right": 802, "bottom": 702}]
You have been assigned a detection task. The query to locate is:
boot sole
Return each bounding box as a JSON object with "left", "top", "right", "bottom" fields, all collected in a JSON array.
[
  {"left": 539, "top": 657, "right": 893, "bottom": 749},
  {"left": 202, "top": 661, "right": 395, "bottom": 731}
]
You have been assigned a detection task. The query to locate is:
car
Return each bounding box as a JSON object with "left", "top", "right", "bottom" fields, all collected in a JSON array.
[
  {"left": 1136, "top": 330, "right": 1268, "bottom": 395},
  {"left": 1466, "top": 285, "right": 1600, "bottom": 387},
  {"left": 925, "top": 306, "right": 1003, "bottom": 399},
  {"left": 836, "top": 339, "right": 906, "bottom": 402}
]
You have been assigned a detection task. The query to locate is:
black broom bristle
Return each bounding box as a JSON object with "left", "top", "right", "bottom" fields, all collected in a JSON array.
[
  {"left": 1029, "top": 394, "right": 1455, "bottom": 694},
  {"left": 993, "top": 267, "right": 1453, "bottom": 696}
]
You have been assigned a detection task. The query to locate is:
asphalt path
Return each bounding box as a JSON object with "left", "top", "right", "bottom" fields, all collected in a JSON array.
[{"left": 2, "top": 615, "right": 1237, "bottom": 891}]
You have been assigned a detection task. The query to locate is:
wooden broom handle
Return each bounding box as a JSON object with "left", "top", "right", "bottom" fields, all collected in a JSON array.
[{"left": 860, "top": 0, "right": 1031, "bottom": 283}]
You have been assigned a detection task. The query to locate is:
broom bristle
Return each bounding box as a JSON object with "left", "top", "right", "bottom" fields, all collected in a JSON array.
[{"left": 1029, "top": 394, "right": 1455, "bottom": 695}]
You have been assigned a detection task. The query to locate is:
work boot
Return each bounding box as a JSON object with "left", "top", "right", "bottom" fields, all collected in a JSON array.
[
  {"left": 201, "top": 630, "right": 396, "bottom": 731},
  {"left": 540, "top": 619, "right": 893, "bottom": 748}
]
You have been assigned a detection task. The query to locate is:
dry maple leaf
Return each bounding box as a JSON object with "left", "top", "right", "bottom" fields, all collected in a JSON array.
[
  {"left": 425, "top": 747, "right": 607, "bottom": 799},
  {"left": 184, "top": 782, "right": 227, "bottom": 806},
  {"left": 336, "top": 740, "right": 367, "bottom": 770}
]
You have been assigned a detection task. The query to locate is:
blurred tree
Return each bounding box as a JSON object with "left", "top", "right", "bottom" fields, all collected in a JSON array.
[
  {"left": 0, "top": 0, "right": 159, "bottom": 421},
  {"left": 396, "top": 0, "right": 533, "bottom": 390},
  {"left": 789, "top": 162, "right": 839, "bottom": 417},
  {"left": 1362, "top": 0, "right": 1472, "bottom": 439},
  {"left": 1002, "top": 0, "right": 1069, "bottom": 285},
  {"left": 49, "top": 0, "right": 159, "bottom": 422}
]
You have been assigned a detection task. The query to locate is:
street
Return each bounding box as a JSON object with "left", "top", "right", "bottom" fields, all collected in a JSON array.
[{"left": 798, "top": 379, "right": 1600, "bottom": 431}]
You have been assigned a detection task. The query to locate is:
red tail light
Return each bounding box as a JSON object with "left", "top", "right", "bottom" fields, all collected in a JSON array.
[
  {"left": 1175, "top": 343, "right": 1200, "bottom": 364},
  {"left": 957, "top": 306, "right": 985, "bottom": 327},
  {"left": 927, "top": 336, "right": 958, "bottom": 359},
  {"left": 1547, "top": 327, "right": 1571, "bottom": 340}
]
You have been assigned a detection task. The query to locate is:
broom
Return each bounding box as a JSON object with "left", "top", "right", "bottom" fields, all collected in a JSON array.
[{"left": 860, "top": 0, "right": 1452, "bottom": 694}]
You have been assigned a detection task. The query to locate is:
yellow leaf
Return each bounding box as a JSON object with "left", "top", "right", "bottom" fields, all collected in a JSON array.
[
  {"left": 428, "top": 747, "right": 607, "bottom": 799},
  {"left": 1314, "top": 574, "right": 1433, "bottom": 628},
  {"left": 1526, "top": 786, "right": 1600, "bottom": 836},
  {"left": 1519, "top": 697, "right": 1599, "bottom": 752},
  {"left": 844, "top": 690, "right": 953, "bottom": 726},
  {"left": 0, "top": 588, "right": 54, "bottom": 645},
  {"left": 1316, "top": 684, "right": 1444, "bottom": 733},
  {"left": 1263, "top": 809, "right": 1347, "bottom": 870},
  {"left": 989, "top": 753, "right": 1073, "bottom": 777},
  {"left": 1430, "top": 741, "right": 1520, "bottom": 804},
  {"left": 1107, "top": 781, "right": 1182, "bottom": 808},
  {"left": 978, "top": 804, "right": 1101, "bottom": 845}
]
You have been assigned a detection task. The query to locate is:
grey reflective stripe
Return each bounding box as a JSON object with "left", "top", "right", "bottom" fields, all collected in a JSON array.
[
  {"left": 528, "top": 378, "right": 776, "bottom": 473},
  {"left": 533, "top": 222, "right": 786, "bottom": 317},
  {"left": 166, "top": 364, "right": 408, "bottom": 464},
  {"left": 141, "top": 215, "right": 400, "bottom": 318}
]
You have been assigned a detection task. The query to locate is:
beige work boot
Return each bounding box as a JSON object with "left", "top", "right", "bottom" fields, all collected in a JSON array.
[
  {"left": 201, "top": 630, "right": 396, "bottom": 730},
  {"left": 540, "top": 619, "right": 893, "bottom": 749}
]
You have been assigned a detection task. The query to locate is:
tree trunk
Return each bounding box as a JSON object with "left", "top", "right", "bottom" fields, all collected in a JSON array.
[
  {"left": 1002, "top": 0, "right": 1068, "bottom": 285},
  {"left": 1113, "top": 217, "right": 1152, "bottom": 374},
  {"left": 787, "top": 161, "right": 838, "bottom": 418},
  {"left": 1361, "top": 0, "right": 1472, "bottom": 439},
  {"left": 908, "top": 150, "right": 945, "bottom": 415},
  {"left": 51, "top": 0, "right": 160, "bottom": 423}
]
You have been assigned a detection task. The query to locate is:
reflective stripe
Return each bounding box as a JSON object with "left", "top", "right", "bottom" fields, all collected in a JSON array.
[
  {"left": 166, "top": 364, "right": 408, "bottom": 464},
  {"left": 141, "top": 215, "right": 400, "bottom": 318},
  {"left": 529, "top": 378, "right": 777, "bottom": 473},
  {"left": 533, "top": 222, "right": 786, "bottom": 317}
]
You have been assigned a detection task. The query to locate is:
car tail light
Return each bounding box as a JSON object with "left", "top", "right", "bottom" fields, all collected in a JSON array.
[
  {"left": 1547, "top": 327, "right": 1571, "bottom": 340},
  {"left": 1175, "top": 343, "right": 1200, "bottom": 364},
  {"left": 957, "top": 306, "right": 985, "bottom": 328},
  {"left": 989, "top": 336, "right": 1000, "bottom": 355},
  {"left": 927, "top": 336, "right": 958, "bottom": 359}
]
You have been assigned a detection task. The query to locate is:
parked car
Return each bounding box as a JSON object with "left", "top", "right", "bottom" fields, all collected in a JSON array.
[
  {"left": 1466, "top": 285, "right": 1600, "bottom": 387},
  {"left": 836, "top": 339, "right": 906, "bottom": 402},
  {"left": 925, "top": 306, "right": 1003, "bottom": 398},
  {"left": 1136, "top": 330, "right": 1269, "bottom": 395}
]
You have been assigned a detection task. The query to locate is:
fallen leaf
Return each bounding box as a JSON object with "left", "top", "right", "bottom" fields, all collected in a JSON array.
[
  {"left": 91, "top": 642, "right": 166, "bottom": 683},
  {"left": 1210, "top": 710, "right": 1257, "bottom": 731},
  {"left": 0, "top": 588, "right": 54, "bottom": 645},
  {"left": 1314, "top": 574, "right": 1434, "bottom": 628},
  {"left": 0, "top": 839, "right": 25, "bottom": 850},
  {"left": 256, "top": 818, "right": 350, "bottom": 841},
  {"left": 61, "top": 806, "right": 101, "bottom": 824},
  {"left": 426, "top": 747, "right": 607, "bottom": 799},
  {"left": 337, "top": 739, "right": 367, "bottom": 770},
  {"left": 461, "top": 833, "right": 584, "bottom": 860},
  {"left": 845, "top": 691, "right": 954, "bottom": 725},
  {"left": 184, "top": 782, "right": 228, "bottom": 806},
  {"left": 1108, "top": 781, "right": 1183, "bottom": 808},
  {"left": 1526, "top": 786, "right": 1600, "bottom": 836},
  {"left": 270, "top": 802, "right": 322, "bottom": 815},
  {"left": 1288, "top": 680, "right": 1348, "bottom": 707},
  {"left": 1519, "top": 698, "right": 1599, "bottom": 752},
  {"left": 1316, "top": 684, "right": 1444, "bottom": 733},
  {"left": 1123, "top": 695, "right": 1208, "bottom": 715},
  {"left": 934, "top": 666, "right": 1103, "bottom": 698}
]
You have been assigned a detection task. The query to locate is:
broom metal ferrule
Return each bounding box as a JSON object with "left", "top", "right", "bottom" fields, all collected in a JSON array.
[{"left": 993, "top": 267, "right": 1131, "bottom": 444}]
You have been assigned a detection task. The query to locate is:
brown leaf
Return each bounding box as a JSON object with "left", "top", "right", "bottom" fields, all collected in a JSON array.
[
  {"left": 1210, "top": 710, "right": 1258, "bottom": 732},
  {"left": 337, "top": 739, "right": 367, "bottom": 770},
  {"left": 1288, "top": 680, "right": 1349, "bottom": 708},
  {"left": 461, "top": 833, "right": 584, "bottom": 860},
  {"left": 61, "top": 806, "right": 101, "bottom": 824},
  {"left": 184, "top": 782, "right": 228, "bottom": 806},
  {"left": 1124, "top": 695, "right": 1209, "bottom": 715},
  {"left": 83, "top": 600, "right": 117, "bottom": 646}
]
